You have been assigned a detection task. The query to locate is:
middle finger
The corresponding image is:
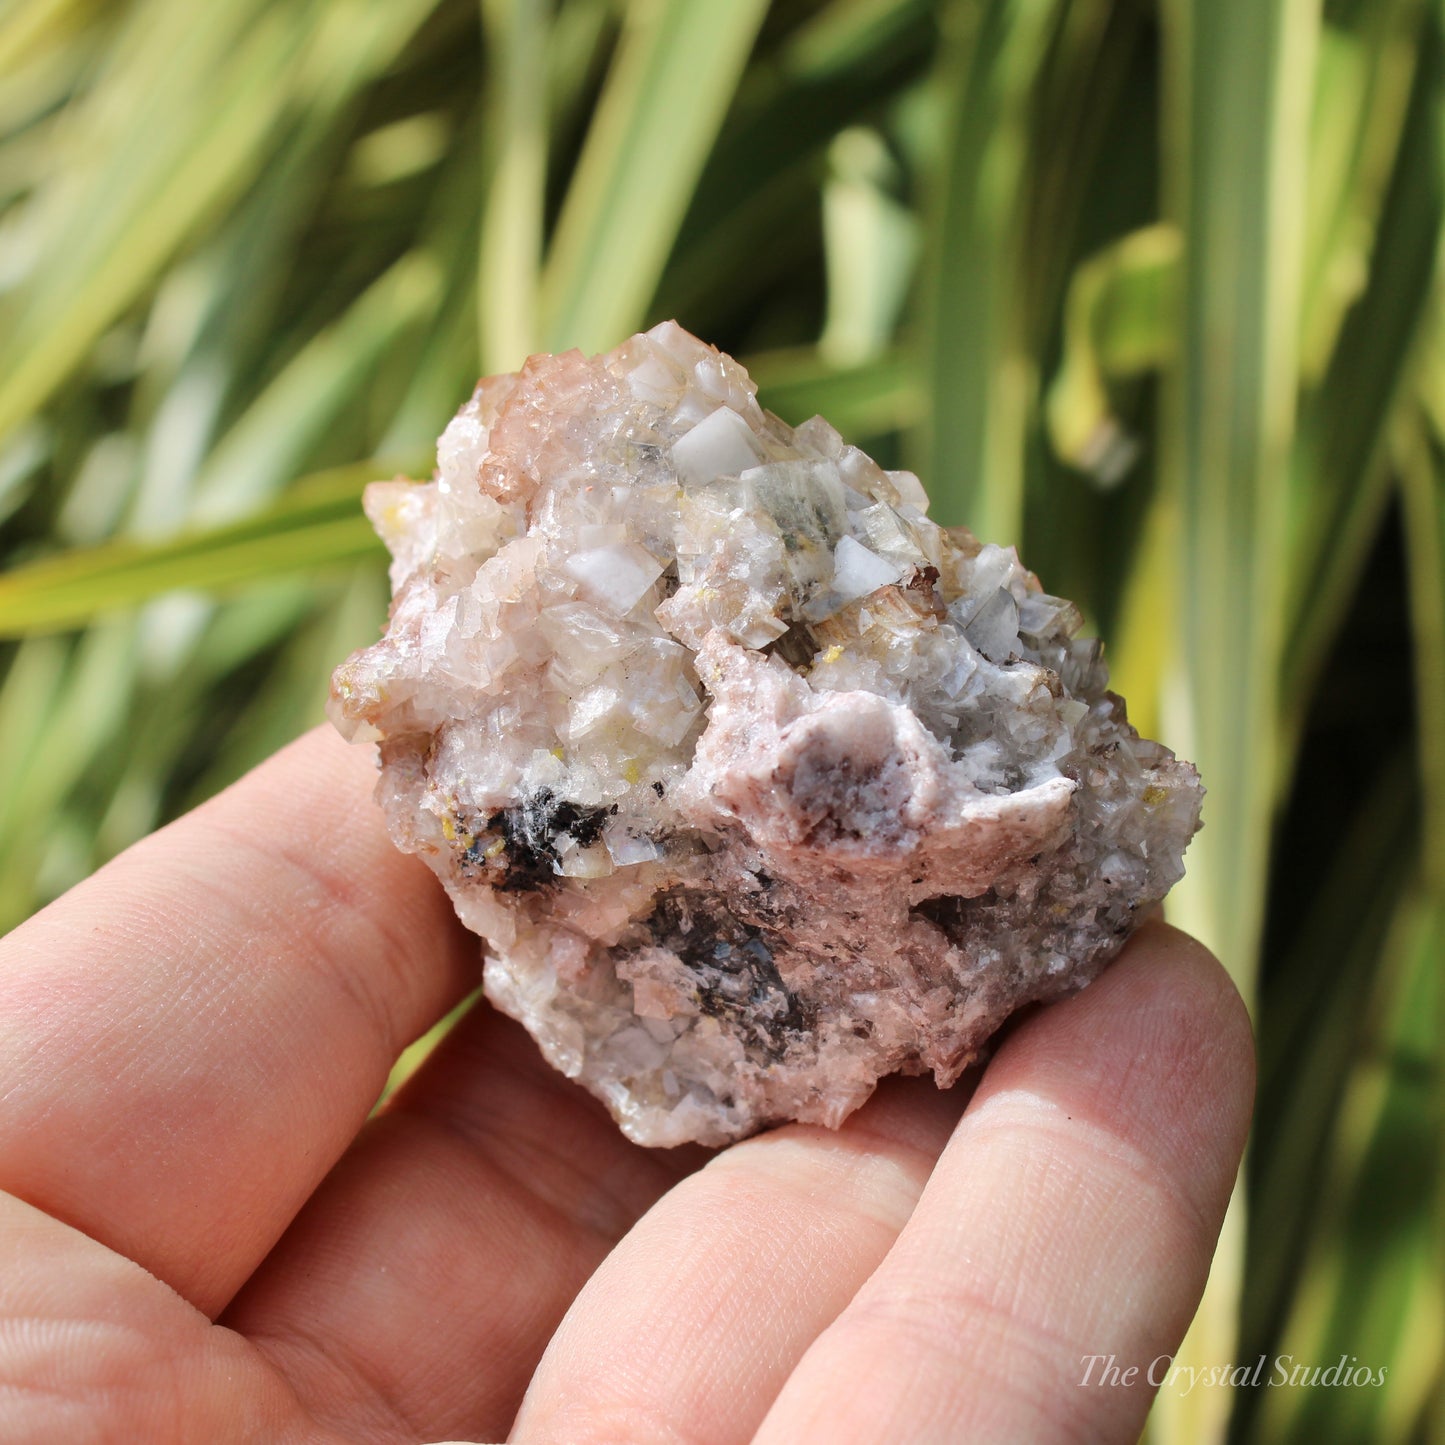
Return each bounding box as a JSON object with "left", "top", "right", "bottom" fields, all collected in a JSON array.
[{"left": 508, "top": 1072, "right": 971, "bottom": 1445}]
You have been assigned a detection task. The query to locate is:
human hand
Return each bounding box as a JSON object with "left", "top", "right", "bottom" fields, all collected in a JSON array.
[{"left": 0, "top": 726, "right": 1252, "bottom": 1443}]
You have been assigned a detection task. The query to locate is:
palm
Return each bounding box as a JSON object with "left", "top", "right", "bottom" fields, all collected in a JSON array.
[{"left": 0, "top": 729, "right": 1251, "bottom": 1444}]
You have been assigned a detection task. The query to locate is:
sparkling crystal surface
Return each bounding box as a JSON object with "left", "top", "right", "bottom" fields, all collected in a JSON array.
[{"left": 330, "top": 323, "right": 1203, "bottom": 1147}]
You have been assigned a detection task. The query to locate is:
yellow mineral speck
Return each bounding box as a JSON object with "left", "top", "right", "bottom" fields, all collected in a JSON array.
[
  {"left": 622, "top": 758, "right": 641, "bottom": 785},
  {"left": 485, "top": 837, "right": 506, "bottom": 859},
  {"left": 821, "top": 644, "right": 844, "bottom": 664},
  {"left": 1142, "top": 784, "right": 1168, "bottom": 807},
  {"left": 551, "top": 746, "right": 565, "bottom": 760},
  {"left": 440, "top": 815, "right": 457, "bottom": 842}
]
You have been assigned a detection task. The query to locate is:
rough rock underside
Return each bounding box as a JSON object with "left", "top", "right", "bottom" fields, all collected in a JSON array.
[{"left": 330, "top": 322, "right": 1203, "bottom": 1147}]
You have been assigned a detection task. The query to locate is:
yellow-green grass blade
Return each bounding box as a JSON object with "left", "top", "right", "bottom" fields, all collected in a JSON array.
[
  {"left": 1283, "top": 16, "right": 1445, "bottom": 742},
  {"left": 1002, "top": 0, "right": 1160, "bottom": 628},
  {"left": 0, "top": 636, "right": 68, "bottom": 841},
  {"left": 1017, "top": 0, "right": 1150, "bottom": 343},
  {"left": 181, "top": 565, "right": 390, "bottom": 804},
  {"left": 819, "top": 127, "right": 917, "bottom": 368},
  {"left": 542, "top": 0, "right": 615, "bottom": 142},
  {"left": 346, "top": 112, "right": 452, "bottom": 190},
  {"left": 478, "top": 0, "right": 548, "bottom": 372},
  {"left": 0, "top": 461, "right": 411, "bottom": 638},
  {"left": 382, "top": 281, "right": 484, "bottom": 460},
  {"left": 0, "top": 0, "right": 446, "bottom": 449},
  {"left": 86, "top": 587, "right": 321, "bottom": 870},
  {"left": 778, "top": 0, "right": 934, "bottom": 81},
  {"left": 1104, "top": 488, "right": 1174, "bottom": 745},
  {"left": 1151, "top": 4, "right": 1320, "bottom": 1442},
  {"left": 1299, "top": 0, "right": 1424, "bottom": 381},
  {"left": 0, "top": 11, "right": 100, "bottom": 139},
  {"left": 0, "top": 0, "right": 306, "bottom": 445},
  {"left": 1409, "top": 334, "right": 1445, "bottom": 908},
  {"left": 1042, "top": 4, "right": 1421, "bottom": 426},
  {"left": 1045, "top": 223, "right": 1181, "bottom": 478},
  {"left": 187, "top": 251, "right": 442, "bottom": 525},
  {"left": 116, "top": 83, "right": 391, "bottom": 455},
  {"left": 1034, "top": 4, "right": 1423, "bottom": 485},
  {"left": 652, "top": 1, "right": 934, "bottom": 349},
  {"left": 1157, "top": 0, "right": 1318, "bottom": 990},
  {"left": 0, "top": 617, "right": 140, "bottom": 913},
  {"left": 917, "top": 0, "right": 1065, "bottom": 540},
  {"left": 0, "top": 0, "right": 302, "bottom": 430},
  {"left": 1239, "top": 750, "right": 1417, "bottom": 1408},
  {"left": 0, "top": 0, "right": 93, "bottom": 77},
  {"left": 1050, "top": 8, "right": 1426, "bottom": 732},
  {"left": 377, "top": 987, "right": 484, "bottom": 1110},
  {"left": 1400, "top": 383, "right": 1445, "bottom": 1438},
  {"left": 1255, "top": 884, "right": 1443, "bottom": 1444},
  {"left": 1050, "top": 6, "right": 1430, "bottom": 747},
  {"left": 376, "top": 130, "right": 491, "bottom": 457},
  {"left": 746, "top": 347, "right": 923, "bottom": 442},
  {"left": 656, "top": 161, "right": 823, "bottom": 339},
  {"left": 0, "top": 577, "right": 340, "bottom": 928},
  {"left": 539, "top": 0, "right": 769, "bottom": 354},
  {"left": 291, "top": 0, "right": 452, "bottom": 115},
  {"left": 0, "top": 423, "right": 49, "bottom": 533},
  {"left": 1039, "top": 229, "right": 1182, "bottom": 730}
]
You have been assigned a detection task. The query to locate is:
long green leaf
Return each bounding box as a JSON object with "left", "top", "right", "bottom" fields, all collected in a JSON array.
[
  {"left": 1255, "top": 884, "right": 1442, "bottom": 1444},
  {"left": 0, "top": 616, "right": 139, "bottom": 888},
  {"left": 0, "top": 0, "right": 295, "bottom": 447},
  {"left": 0, "top": 0, "right": 92, "bottom": 77},
  {"left": 0, "top": 0, "right": 446, "bottom": 449},
  {"left": 1151, "top": 3, "right": 1320, "bottom": 1441},
  {"left": 540, "top": 0, "right": 768, "bottom": 352},
  {"left": 746, "top": 346, "right": 922, "bottom": 439},
  {"left": 181, "top": 565, "right": 389, "bottom": 804},
  {"left": 188, "top": 251, "right": 442, "bottom": 526},
  {"left": 1399, "top": 381, "right": 1445, "bottom": 1435},
  {"left": 1409, "top": 409, "right": 1445, "bottom": 903},
  {"left": 0, "top": 637, "right": 67, "bottom": 836},
  {"left": 1238, "top": 748, "right": 1417, "bottom": 1418},
  {"left": 1045, "top": 223, "right": 1181, "bottom": 478},
  {"left": 1299, "top": 0, "right": 1424, "bottom": 380},
  {"left": 656, "top": 0, "right": 932, "bottom": 340},
  {"left": 0, "top": 462, "right": 404, "bottom": 637},
  {"left": 779, "top": 0, "right": 934, "bottom": 80},
  {"left": 1283, "top": 14, "right": 1445, "bottom": 738},
  {"left": 819, "top": 127, "right": 918, "bottom": 367},
  {"left": 478, "top": 0, "right": 548, "bottom": 371},
  {"left": 1158, "top": 0, "right": 1319, "bottom": 994},
  {"left": 918, "top": 0, "right": 1064, "bottom": 539}
]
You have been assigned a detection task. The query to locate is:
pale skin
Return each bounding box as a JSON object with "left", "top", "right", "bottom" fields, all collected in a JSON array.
[{"left": 0, "top": 726, "right": 1253, "bottom": 1444}]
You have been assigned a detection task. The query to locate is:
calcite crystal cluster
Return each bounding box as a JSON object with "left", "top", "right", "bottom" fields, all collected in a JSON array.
[{"left": 331, "top": 323, "right": 1202, "bottom": 1147}]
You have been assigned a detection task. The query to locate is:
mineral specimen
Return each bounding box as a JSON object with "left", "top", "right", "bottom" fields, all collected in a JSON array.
[{"left": 330, "top": 323, "right": 1203, "bottom": 1147}]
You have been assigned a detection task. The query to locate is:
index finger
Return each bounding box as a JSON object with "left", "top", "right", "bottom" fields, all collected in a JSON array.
[{"left": 0, "top": 725, "right": 476, "bottom": 1316}]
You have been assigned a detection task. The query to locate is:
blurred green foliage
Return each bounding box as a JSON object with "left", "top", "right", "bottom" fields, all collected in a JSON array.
[{"left": 0, "top": 0, "right": 1441, "bottom": 1438}]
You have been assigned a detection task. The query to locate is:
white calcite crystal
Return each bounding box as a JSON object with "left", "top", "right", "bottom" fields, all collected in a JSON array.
[{"left": 330, "top": 323, "right": 1202, "bottom": 1147}]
